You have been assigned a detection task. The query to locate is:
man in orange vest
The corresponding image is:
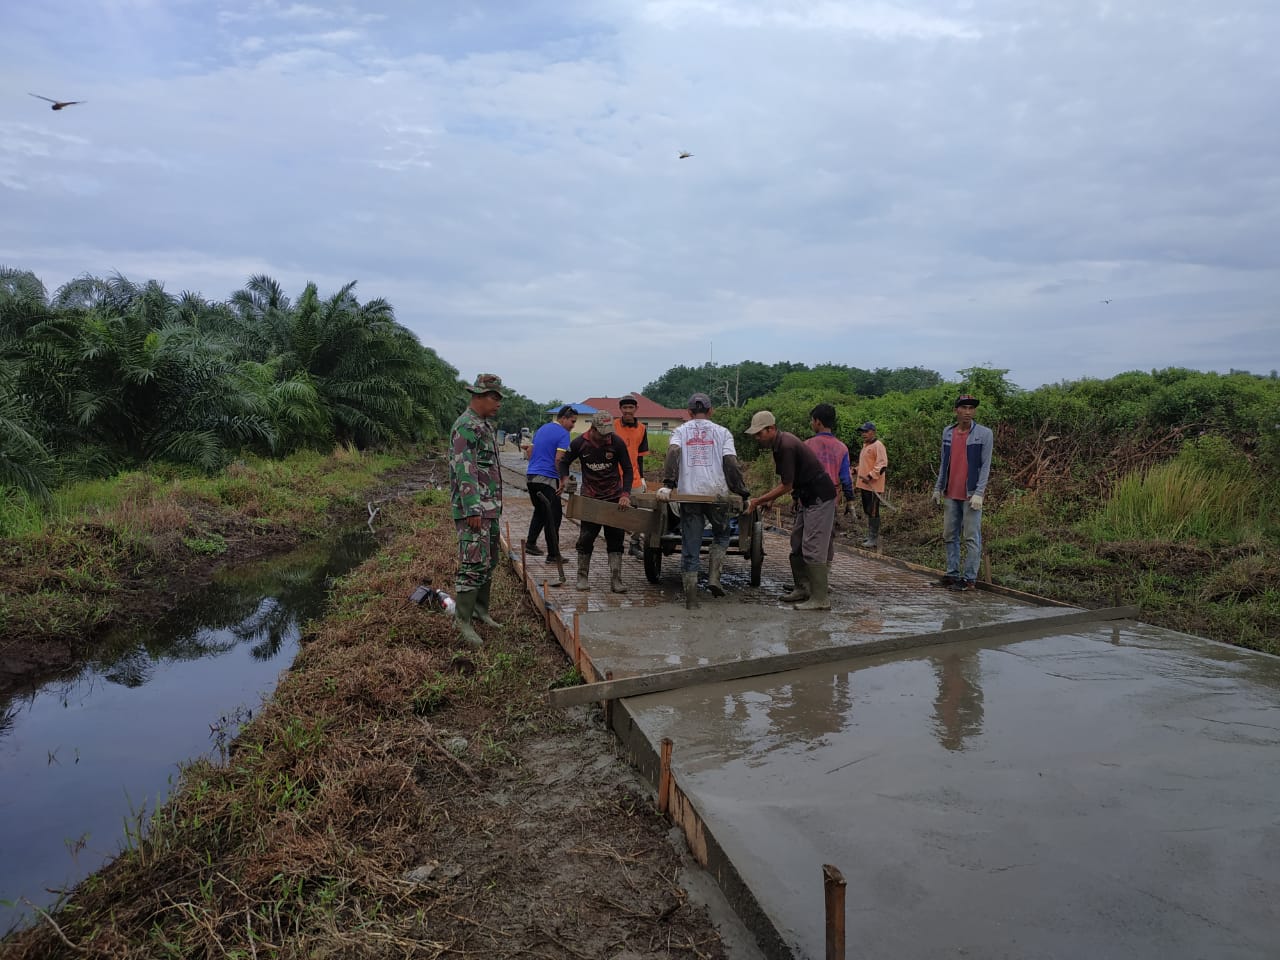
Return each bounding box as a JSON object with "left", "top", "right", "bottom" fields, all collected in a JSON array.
[{"left": 613, "top": 394, "right": 650, "bottom": 558}]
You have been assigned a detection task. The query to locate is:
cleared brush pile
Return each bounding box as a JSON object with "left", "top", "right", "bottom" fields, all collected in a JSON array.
[{"left": 3, "top": 494, "right": 727, "bottom": 959}]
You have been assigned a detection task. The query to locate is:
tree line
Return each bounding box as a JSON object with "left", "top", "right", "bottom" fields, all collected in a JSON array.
[{"left": 0, "top": 269, "right": 462, "bottom": 498}]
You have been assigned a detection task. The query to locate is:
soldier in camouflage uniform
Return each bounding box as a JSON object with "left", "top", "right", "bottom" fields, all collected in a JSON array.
[{"left": 449, "top": 373, "right": 507, "bottom": 648}]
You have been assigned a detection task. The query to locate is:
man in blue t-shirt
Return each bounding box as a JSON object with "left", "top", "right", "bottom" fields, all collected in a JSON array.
[{"left": 525, "top": 406, "right": 577, "bottom": 561}]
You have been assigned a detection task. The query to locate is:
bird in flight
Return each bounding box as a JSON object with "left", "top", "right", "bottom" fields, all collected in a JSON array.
[
  {"left": 30, "top": 93, "right": 85, "bottom": 111},
  {"left": 1100, "top": 299, "right": 1112, "bottom": 304},
  {"left": 678, "top": 151, "right": 693, "bottom": 159}
]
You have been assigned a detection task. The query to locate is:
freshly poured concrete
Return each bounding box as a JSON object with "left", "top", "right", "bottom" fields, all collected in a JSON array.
[
  {"left": 604, "top": 618, "right": 1280, "bottom": 959},
  {"left": 501, "top": 459, "right": 1280, "bottom": 958}
]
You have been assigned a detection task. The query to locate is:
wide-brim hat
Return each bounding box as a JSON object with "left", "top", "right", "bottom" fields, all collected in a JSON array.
[{"left": 466, "top": 373, "right": 507, "bottom": 397}]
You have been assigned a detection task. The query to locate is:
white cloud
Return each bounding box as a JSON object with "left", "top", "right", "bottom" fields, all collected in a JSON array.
[{"left": 1, "top": 0, "right": 1277, "bottom": 400}]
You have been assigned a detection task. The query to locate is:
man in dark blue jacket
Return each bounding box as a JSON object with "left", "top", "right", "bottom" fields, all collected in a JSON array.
[{"left": 932, "top": 395, "right": 993, "bottom": 592}]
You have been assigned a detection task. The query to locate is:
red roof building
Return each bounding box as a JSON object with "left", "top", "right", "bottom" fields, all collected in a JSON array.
[{"left": 581, "top": 394, "right": 689, "bottom": 432}]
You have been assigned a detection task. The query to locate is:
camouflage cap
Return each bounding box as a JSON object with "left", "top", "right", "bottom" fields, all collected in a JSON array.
[
  {"left": 591, "top": 411, "right": 615, "bottom": 434},
  {"left": 466, "top": 373, "right": 507, "bottom": 397}
]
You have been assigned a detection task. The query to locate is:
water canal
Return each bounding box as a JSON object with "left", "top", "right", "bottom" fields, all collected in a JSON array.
[{"left": 0, "top": 528, "right": 378, "bottom": 934}]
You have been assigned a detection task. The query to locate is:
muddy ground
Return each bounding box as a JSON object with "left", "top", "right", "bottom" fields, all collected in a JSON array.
[{"left": 1, "top": 459, "right": 755, "bottom": 959}]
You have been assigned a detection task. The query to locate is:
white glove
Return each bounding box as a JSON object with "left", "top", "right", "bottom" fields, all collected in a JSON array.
[
  {"left": 968, "top": 494, "right": 984, "bottom": 510},
  {"left": 655, "top": 486, "right": 672, "bottom": 502},
  {"left": 632, "top": 479, "right": 647, "bottom": 494},
  {"left": 932, "top": 490, "right": 943, "bottom": 506}
]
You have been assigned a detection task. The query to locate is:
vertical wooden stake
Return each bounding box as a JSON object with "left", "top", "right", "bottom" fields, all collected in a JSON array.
[
  {"left": 542, "top": 580, "right": 550, "bottom": 626},
  {"left": 823, "top": 863, "right": 846, "bottom": 960},
  {"left": 980, "top": 550, "right": 991, "bottom": 584},
  {"left": 572, "top": 612, "right": 581, "bottom": 673},
  {"left": 658, "top": 737, "right": 673, "bottom": 815},
  {"left": 602, "top": 670, "right": 614, "bottom": 728}
]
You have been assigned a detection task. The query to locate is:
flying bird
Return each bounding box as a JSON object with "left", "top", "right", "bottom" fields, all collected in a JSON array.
[
  {"left": 678, "top": 151, "right": 693, "bottom": 159},
  {"left": 30, "top": 93, "right": 85, "bottom": 111},
  {"left": 1100, "top": 299, "right": 1112, "bottom": 304}
]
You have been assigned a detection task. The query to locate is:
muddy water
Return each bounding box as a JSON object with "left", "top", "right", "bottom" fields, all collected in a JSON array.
[{"left": 0, "top": 529, "right": 377, "bottom": 934}]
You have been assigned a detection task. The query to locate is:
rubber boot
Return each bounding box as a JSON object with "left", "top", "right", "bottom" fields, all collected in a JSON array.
[
  {"left": 474, "top": 580, "right": 503, "bottom": 628},
  {"left": 628, "top": 537, "right": 645, "bottom": 560},
  {"left": 794, "top": 564, "right": 831, "bottom": 611},
  {"left": 453, "top": 590, "right": 483, "bottom": 648},
  {"left": 608, "top": 552, "right": 628, "bottom": 593},
  {"left": 868, "top": 516, "right": 881, "bottom": 549},
  {"left": 707, "top": 544, "right": 726, "bottom": 597},
  {"left": 576, "top": 553, "right": 591, "bottom": 591},
  {"left": 780, "top": 554, "right": 810, "bottom": 603},
  {"left": 682, "top": 571, "right": 700, "bottom": 610}
]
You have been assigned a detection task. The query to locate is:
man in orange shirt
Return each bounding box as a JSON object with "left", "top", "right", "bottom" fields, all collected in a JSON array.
[
  {"left": 613, "top": 395, "right": 650, "bottom": 558},
  {"left": 855, "top": 422, "right": 889, "bottom": 548}
]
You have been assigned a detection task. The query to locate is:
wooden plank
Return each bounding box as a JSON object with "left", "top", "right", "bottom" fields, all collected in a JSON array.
[
  {"left": 565, "top": 494, "right": 659, "bottom": 535},
  {"left": 547, "top": 606, "right": 1139, "bottom": 707},
  {"left": 631, "top": 492, "right": 744, "bottom": 511}
]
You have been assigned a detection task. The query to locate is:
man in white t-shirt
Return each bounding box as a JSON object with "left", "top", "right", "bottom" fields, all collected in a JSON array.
[{"left": 657, "top": 392, "right": 751, "bottom": 608}]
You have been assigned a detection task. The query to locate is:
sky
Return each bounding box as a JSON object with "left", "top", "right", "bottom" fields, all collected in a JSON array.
[{"left": 3, "top": 0, "right": 1279, "bottom": 403}]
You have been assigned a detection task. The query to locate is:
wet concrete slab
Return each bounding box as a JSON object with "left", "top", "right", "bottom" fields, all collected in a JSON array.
[
  {"left": 499, "top": 457, "right": 1280, "bottom": 958},
  {"left": 618, "top": 620, "right": 1280, "bottom": 959}
]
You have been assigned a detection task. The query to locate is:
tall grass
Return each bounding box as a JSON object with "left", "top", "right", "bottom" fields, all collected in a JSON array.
[{"left": 1085, "top": 459, "right": 1266, "bottom": 543}]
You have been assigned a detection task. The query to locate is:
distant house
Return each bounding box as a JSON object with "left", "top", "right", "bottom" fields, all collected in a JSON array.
[{"left": 580, "top": 394, "right": 689, "bottom": 434}]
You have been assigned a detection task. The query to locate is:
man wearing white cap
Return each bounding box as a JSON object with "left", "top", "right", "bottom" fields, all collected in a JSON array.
[
  {"left": 744, "top": 410, "right": 838, "bottom": 610},
  {"left": 657, "top": 392, "right": 750, "bottom": 608}
]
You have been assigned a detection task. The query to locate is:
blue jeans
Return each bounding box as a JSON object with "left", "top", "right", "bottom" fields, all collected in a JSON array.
[
  {"left": 942, "top": 497, "right": 982, "bottom": 582},
  {"left": 679, "top": 503, "right": 731, "bottom": 573}
]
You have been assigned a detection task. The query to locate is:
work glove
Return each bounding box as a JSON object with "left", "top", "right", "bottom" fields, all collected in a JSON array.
[
  {"left": 655, "top": 486, "right": 672, "bottom": 502},
  {"left": 632, "top": 479, "right": 647, "bottom": 494},
  {"left": 931, "top": 490, "right": 943, "bottom": 506},
  {"left": 968, "top": 494, "right": 984, "bottom": 510}
]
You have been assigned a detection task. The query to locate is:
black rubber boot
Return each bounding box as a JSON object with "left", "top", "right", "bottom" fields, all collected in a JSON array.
[
  {"left": 608, "top": 552, "right": 628, "bottom": 593},
  {"left": 576, "top": 553, "right": 591, "bottom": 591}
]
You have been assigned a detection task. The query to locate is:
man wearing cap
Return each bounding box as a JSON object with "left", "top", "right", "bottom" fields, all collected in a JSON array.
[
  {"left": 855, "top": 422, "right": 889, "bottom": 549},
  {"left": 658, "top": 393, "right": 751, "bottom": 608},
  {"left": 613, "top": 394, "right": 650, "bottom": 559},
  {"left": 558, "top": 411, "right": 633, "bottom": 594},
  {"left": 449, "top": 373, "right": 507, "bottom": 648},
  {"left": 524, "top": 405, "right": 577, "bottom": 568},
  {"left": 745, "top": 410, "right": 838, "bottom": 610},
  {"left": 932, "top": 395, "right": 993, "bottom": 592}
]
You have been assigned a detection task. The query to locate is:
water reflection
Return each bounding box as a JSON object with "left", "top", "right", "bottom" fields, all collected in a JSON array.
[
  {"left": 0, "top": 528, "right": 377, "bottom": 935},
  {"left": 929, "top": 650, "right": 986, "bottom": 752}
]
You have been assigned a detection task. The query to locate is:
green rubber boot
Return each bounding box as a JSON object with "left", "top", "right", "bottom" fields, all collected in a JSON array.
[
  {"left": 608, "top": 552, "right": 628, "bottom": 594},
  {"left": 707, "top": 545, "right": 726, "bottom": 597},
  {"left": 794, "top": 563, "right": 831, "bottom": 611},
  {"left": 474, "top": 580, "right": 503, "bottom": 628},
  {"left": 682, "top": 572, "right": 700, "bottom": 610},
  {"left": 453, "top": 590, "right": 483, "bottom": 648},
  {"left": 780, "top": 554, "right": 810, "bottom": 603}
]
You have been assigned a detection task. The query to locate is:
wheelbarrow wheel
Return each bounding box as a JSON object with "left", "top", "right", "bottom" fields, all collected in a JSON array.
[
  {"left": 643, "top": 543, "right": 663, "bottom": 584},
  {"left": 748, "top": 519, "right": 764, "bottom": 586}
]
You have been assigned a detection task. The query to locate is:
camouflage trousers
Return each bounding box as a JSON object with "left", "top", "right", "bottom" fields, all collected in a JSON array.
[{"left": 455, "top": 517, "right": 501, "bottom": 593}]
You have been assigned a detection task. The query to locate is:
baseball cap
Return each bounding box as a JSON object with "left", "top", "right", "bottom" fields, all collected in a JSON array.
[
  {"left": 688, "top": 392, "right": 712, "bottom": 411},
  {"left": 954, "top": 394, "right": 980, "bottom": 408},
  {"left": 465, "top": 373, "right": 507, "bottom": 397},
  {"left": 744, "top": 410, "right": 776, "bottom": 435},
  {"left": 591, "top": 411, "right": 615, "bottom": 434},
  {"left": 556, "top": 405, "right": 576, "bottom": 418},
  {"left": 858, "top": 422, "right": 877, "bottom": 432},
  {"left": 619, "top": 395, "right": 638, "bottom": 407}
]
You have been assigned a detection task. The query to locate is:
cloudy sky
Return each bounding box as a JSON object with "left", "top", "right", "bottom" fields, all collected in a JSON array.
[{"left": 3, "top": 0, "right": 1278, "bottom": 402}]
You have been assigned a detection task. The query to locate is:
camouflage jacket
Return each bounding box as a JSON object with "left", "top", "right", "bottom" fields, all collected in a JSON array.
[{"left": 449, "top": 407, "right": 503, "bottom": 520}]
